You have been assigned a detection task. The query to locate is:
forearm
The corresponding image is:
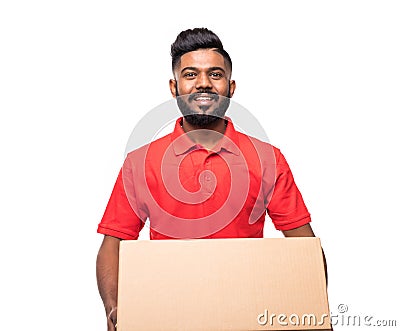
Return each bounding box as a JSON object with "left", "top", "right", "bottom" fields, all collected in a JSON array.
[
  {"left": 321, "top": 247, "right": 328, "bottom": 286},
  {"left": 96, "top": 235, "right": 120, "bottom": 315},
  {"left": 282, "top": 224, "right": 328, "bottom": 285}
]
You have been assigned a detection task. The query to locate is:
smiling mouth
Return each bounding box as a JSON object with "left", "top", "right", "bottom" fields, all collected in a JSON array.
[
  {"left": 194, "top": 96, "right": 214, "bottom": 101},
  {"left": 189, "top": 93, "right": 219, "bottom": 103}
]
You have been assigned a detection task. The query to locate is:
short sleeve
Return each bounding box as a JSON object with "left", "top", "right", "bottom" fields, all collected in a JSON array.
[
  {"left": 266, "top": 149, "right": 311, "bottom": 231},
  {"left": 97, "top": 168, "right": 145, "bottom": 240}
]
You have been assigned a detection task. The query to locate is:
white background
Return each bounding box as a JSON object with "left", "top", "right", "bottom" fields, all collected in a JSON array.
[{"left": 1, "top": 1, "right": 399, "bottom": 330}]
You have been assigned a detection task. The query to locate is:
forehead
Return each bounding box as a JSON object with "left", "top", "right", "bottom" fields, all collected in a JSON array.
[{"left": 178, "top": 49, "right": 227, "bottom": 71}]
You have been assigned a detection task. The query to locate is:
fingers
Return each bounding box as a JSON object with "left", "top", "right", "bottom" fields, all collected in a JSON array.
[
  {"left": 107, "top": 306, "right": 117, "bottom": 330},
  {"left": 107, "top": 318, "right": 116, "bottom": 331}
]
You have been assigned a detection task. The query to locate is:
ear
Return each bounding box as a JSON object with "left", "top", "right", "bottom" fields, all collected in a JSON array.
[
  {"left": 169, "top": 79, "right": 177, "bottom": 98},
  {"left": 229, "top": 80, "right": 236, "bottom": 98}
]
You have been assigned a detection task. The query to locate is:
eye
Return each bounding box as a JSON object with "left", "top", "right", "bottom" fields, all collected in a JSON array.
[
  {"left": 210, "top": 72, "right": 223, "bottom": 79},
  {"left": 183, "top": 72, "right": 196, "bottom": 79}
]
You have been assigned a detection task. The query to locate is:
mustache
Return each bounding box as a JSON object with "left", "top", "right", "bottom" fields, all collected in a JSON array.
[{"left": 188, "top": 91, "right": 219, "bottom": 102}]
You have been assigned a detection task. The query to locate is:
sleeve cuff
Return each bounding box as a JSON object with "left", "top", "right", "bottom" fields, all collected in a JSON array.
[
  {"left": 97, "top": 225, "right": 140, "bottom": 240},
  {"left": 273, "top": 215, "right": 311, "bottom": 231}
]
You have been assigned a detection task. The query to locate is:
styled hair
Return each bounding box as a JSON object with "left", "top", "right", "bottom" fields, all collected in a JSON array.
[{"left": 171, "top": 28, "right": 232, "bottom": 75}]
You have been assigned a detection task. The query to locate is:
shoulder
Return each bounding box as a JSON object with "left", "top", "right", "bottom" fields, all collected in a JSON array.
[
  {"left": 236, "top": 131, "right": 282, "bottom": 160},
  {"left": 126, "top": 132, "right": 173, "bottom": 161}
]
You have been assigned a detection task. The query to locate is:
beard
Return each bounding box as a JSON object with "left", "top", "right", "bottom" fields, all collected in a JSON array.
[{"left": 176, "top": 88, "right": 231, "bottom": 127}]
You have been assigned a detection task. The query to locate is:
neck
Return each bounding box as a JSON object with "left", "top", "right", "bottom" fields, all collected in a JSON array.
[{"left": 181, "top": 118, "right": 227, "bottom": 150}]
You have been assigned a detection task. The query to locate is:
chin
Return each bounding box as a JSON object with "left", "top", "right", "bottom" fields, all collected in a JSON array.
[{"left": 183, "top": 114, "right": 221, "bottom": 127}]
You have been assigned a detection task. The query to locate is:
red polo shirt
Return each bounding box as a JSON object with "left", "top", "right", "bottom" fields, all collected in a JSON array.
[{"left": 98, "top": 118, "right": 311, "bottom": 239}]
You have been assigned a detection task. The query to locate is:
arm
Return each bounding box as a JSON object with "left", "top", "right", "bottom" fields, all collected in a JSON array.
[
  {"left": 281, "top": 223, "right": 314, "bottom": 238},
  {"left": 96, "top": 235, "right": 121, "bottom": 331},
  {"left": 282, "top": 224, "right": 328, "bottom": 286}
]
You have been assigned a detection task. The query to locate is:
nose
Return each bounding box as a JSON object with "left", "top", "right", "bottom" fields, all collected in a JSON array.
[{"left": 195, "top": 72, "right": 212, "bottom": 90}]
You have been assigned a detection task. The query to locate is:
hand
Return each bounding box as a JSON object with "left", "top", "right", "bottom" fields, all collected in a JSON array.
[{"left": 107, "top": 307, "right": 117, "bottom": 331}]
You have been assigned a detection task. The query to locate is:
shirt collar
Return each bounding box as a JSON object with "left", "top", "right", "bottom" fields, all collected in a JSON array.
[{"left": 171, "top": 117, "right": 240, "bottom": 156}]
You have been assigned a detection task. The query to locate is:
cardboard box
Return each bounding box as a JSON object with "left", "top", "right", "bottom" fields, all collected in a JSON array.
[{"left": 117, "top": 238, "right": 331, "bottom": 330}]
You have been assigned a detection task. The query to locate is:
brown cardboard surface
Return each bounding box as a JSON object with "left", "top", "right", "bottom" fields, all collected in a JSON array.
[{"left": 117, "top": 238, "right": 331, "bottom": 331}]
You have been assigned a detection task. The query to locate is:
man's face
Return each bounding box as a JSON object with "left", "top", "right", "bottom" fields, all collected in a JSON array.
[{"left": 170, "top": 49, "right": 236, "bottom": 126}]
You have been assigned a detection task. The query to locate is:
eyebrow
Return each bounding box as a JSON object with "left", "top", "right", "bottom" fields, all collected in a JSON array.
[{"left": 180, "top": 66, "right": 226, "bottom": 74}]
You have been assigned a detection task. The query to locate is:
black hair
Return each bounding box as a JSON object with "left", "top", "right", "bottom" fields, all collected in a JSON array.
[{"left": 171, "top": 28, "right": 232, "bottom": 75}]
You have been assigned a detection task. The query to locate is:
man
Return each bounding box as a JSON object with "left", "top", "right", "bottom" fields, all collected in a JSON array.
[{"left": 96, "top": 28, "right": 324, "bottom": 331}]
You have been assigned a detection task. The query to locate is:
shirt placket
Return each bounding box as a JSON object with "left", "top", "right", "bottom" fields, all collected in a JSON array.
[{"left": 203, "top": 152, "right": 214, "bottom": 194}]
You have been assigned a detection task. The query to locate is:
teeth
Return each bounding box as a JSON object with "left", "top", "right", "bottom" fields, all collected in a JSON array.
[{"left": 195, "top": 97, "right": 212, "bottom": 101}]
